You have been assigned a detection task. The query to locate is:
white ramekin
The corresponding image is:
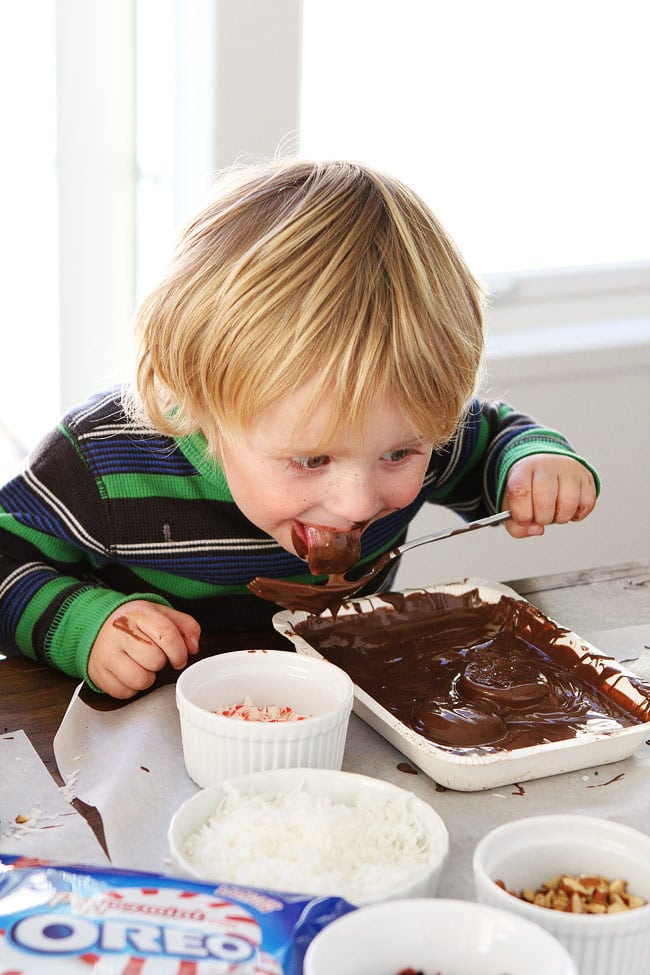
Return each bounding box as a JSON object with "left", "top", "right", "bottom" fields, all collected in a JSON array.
[
  {"left": 303, "top": 897, "right": 577, "bottom": 975},
  {"left": 473, "top": 814, "right": 650, "bottom": 975},
  {"left": 175, "top": 649, "right": 354, "bottom": 787},
  {"left": 168, "top": 767, "right": 450, "bottom": 905}
]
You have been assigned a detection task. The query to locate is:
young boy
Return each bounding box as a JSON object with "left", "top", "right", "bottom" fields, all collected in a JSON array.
[{"left": 0, "top": 159, "right": 598, "bottom": 698}]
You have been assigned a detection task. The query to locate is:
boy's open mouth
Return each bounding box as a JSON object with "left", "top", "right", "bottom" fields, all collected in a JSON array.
[{"left": 292, "top": 523, "right": 366, "bottom": 576}]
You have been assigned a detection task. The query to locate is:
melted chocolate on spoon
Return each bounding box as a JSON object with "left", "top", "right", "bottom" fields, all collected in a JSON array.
[
  {"left": 291, "top": 525, "right": 361, "bottom": 576},
  {"left": 247, "top": 525, "right": 387, "bottom": 614},
  {"left": 248, "top": 511, "right": 512, "bottom": 614}
]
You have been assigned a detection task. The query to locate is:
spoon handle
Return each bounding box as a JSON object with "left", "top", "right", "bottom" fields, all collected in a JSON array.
[{"left": 396, "top": 510, "right": 511, "bottom": 556}]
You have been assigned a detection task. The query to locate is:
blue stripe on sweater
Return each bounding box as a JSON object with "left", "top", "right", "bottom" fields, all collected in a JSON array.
[
  {"left": 112, "top": 491, "right": 431, "bottom": 585},
  {"left": 0, "top": 565, "right": 59, "bottom": 642},
  {"left": 81, "top": 439, "right": 196, "bottom": 477},
  {"left": 0, "top": 481, "right": 82, "bottom": 544}
]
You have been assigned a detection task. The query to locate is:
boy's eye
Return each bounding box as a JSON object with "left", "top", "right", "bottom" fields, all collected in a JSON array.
[
  {"left": 384, "top": 448, "right": 412, "bottom": 463},
  {"left": 293, "top": 455, "right": 330, "bottom": 470}
]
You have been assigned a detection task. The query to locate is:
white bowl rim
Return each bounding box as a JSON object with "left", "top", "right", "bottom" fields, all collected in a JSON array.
[
  {"left": 304, "top": 896, "right": 579, "bottom": 971},
  {"left": 171, "top": 765, "right": 450, "bottom": 818},
  {"left": 176, "top": 649, "right": 354, "bottom": 725}
]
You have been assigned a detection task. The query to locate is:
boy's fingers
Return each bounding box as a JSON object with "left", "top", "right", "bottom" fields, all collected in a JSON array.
[
  {"left": 571, "top": 474, "right": 598, "bottom": 521},
  {"left": 155, "top": 604, "right": 201, "bottom": 657},
  {"left": 503, "top": 467, "right": 543, "bottom": 535},
  {"left": 89, "top": 602, "right": 202, "bottom": 698},
  {"left": 89, "top": 657, "right": 157, "bottom": 700},
  {"left": 572, "top": 496, "right": 596, "bottom": 521},
  {"left": 504, "top": 476, "right": 534, "bottom": 526},
  {"left": 111, "top": 605, "right": 198, "bottom": 670},
  {"left": 553, "top": 481, "right": 581, "bottom": 523},
  {"left": 504, "top": 518, "right": 545, "bottom": 538},
  {"left": 530, "top": 471, "right": 560, "bottom": 526},
  {"left": 504, "top": 456, "right": 598, "bottom": 533},
  {"left": 109, "top": 614, "right": 169, "bottom": 668}
]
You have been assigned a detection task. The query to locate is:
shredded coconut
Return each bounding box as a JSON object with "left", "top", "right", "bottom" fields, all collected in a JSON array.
[
  {"left": 181, "top": 783, "right": 434, "bottom": 902},
  {"left": 60, "top": 767, "right": 80, "bottom": 803},
  {"left": 214, "top": 696, "right": 309, "bottom": 722}
]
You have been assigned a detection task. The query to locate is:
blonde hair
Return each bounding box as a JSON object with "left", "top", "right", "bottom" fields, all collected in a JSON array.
[{"left": 131, "top": 158, "right": 485, "bottom": 452}]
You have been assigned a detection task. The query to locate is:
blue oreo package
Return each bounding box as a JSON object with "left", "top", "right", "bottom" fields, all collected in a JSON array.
[{"left": 0, "top": 854, "right": 354, "bottom": 973}]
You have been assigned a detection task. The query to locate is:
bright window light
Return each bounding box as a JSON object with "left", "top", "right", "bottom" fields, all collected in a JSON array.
[
  {"left": 300, "top": 0, "right": 650, "bottom": 276},
  {"left": 136, "top": 0, "right": 177, "bottom": 300},
  {"left": 0, "top": 1, "right": 58, "bottom": 459}
]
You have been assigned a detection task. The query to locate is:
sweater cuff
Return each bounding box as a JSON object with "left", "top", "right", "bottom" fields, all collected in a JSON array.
[
  {"left": 45, "top": 589, "right": 173, "bottom": 692},
  {"left": 495, "top": 430, "right": 601, "bottom": 511}
]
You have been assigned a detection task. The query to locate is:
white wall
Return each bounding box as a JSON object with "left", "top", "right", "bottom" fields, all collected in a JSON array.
[{"left": 393, "top": 329, "right": 650, "bottom": 590}]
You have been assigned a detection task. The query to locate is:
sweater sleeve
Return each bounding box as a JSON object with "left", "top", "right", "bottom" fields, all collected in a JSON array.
[
  {"left": 0, "top": 422, "right": 171, "bottom": 685},
  {"left": 427, "top": 399, "right": 600, "bottom": 518}
]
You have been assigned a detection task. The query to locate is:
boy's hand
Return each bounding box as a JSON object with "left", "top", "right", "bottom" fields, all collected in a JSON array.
[
  {"left": 503, "top": 455, "right": 597, "bottom": 538},
  {"left": 88, "top": 601, "right": 201, "bottom": 699}
]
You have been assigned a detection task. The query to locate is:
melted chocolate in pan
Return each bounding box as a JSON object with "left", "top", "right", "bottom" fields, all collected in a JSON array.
[{"left": 293, "top": 589, "right": 650, "bottom": 751}]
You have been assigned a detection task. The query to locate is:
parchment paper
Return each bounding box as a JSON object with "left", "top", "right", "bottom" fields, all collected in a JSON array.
[
  {"left": 0, "top": 730, "right": 109, "bottom": 864},
  {"left": 51, "top": 624, "right": 650, "bottom": 898},
  {"left": 53, "top": 682, "right": 197, "bottom": 872}
]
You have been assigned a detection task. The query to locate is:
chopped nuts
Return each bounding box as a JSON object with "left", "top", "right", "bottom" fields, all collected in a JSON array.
[{"left": 496, "top": 874, "right": 646, "bottom": 914}]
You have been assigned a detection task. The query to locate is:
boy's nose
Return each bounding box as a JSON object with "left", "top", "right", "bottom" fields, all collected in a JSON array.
[{"left": 325, "top": 472, "right": 382, "bottom": 524}]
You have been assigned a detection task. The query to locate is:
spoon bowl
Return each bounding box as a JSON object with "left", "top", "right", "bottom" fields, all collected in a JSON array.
[{"left": 248, "top": 510, "right": 511, "bottom": 613}]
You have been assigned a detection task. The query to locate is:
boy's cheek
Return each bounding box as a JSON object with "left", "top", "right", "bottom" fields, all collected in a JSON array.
[{"left": 389, "top": 473, "right": 429, "bottom": 510}]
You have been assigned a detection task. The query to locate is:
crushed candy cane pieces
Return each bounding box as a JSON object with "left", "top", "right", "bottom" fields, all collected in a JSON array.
[{"left": 214, "top": 696, "right": 310, "bottom": 722}]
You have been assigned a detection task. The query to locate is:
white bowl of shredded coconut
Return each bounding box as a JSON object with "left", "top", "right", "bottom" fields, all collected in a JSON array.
[
  {"left": 176, "top": 650, "right": 354, "bottom": 787},
  {"left": 168, "top": 767, "right": 449, "bottom": 906}
]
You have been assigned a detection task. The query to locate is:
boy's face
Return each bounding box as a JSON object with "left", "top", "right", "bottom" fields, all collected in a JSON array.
[{"left": 218, "top": 383, "right": 434, "bottom": 560}]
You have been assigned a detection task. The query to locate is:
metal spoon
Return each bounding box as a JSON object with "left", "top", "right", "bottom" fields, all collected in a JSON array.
[{"left": 248, "top": 509, "right": 511, "bottom": 614}]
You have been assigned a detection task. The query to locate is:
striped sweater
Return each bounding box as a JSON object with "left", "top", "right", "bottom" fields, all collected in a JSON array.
[{"left": 0, "top": 388, "right": 598, "bottom": 684}]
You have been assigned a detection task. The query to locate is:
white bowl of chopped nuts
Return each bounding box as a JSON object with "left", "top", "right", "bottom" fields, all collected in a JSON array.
[
  {"left": 176, "top": 649, "right": 353, "bottom": 787},
  {"left": 473, "top": 814, "right": 650, "bottom": 975}
]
